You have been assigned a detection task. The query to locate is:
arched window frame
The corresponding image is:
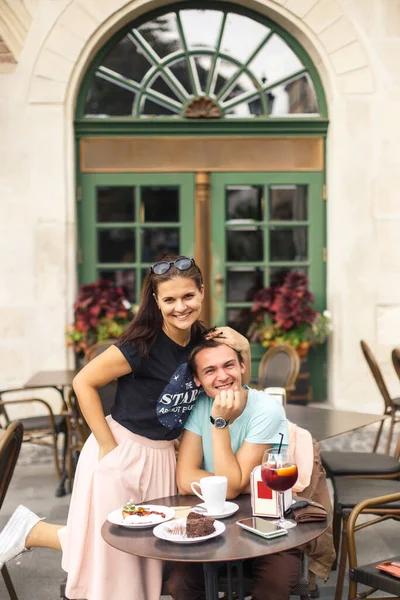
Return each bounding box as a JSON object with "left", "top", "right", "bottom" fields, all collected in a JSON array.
[{"left": 75, "top": 1, "right": 328, "bottom": 137}]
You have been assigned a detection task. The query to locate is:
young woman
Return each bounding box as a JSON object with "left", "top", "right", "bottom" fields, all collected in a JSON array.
[{"left": 0, "top": 256, "right": 250, "bottom": 600}]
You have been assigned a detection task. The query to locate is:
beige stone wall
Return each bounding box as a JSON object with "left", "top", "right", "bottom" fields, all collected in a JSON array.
[{"left": 0, "top": 0, "right": 399, "bottom": 415}]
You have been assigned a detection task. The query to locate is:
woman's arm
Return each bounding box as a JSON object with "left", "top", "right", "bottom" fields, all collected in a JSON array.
[
  {"left": 206, "top": 326, "right": 252, "bottom": 385},
  {"left": 72, "top": 345, "right": 132, "bottom": 460}
]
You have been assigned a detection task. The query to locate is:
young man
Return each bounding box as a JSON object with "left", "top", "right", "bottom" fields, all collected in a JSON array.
[{"left": 168, "top": 338, "right": 302, "bottom": 600}]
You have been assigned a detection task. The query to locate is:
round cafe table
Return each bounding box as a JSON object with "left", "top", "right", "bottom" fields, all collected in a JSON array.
[{"left": 102, "top": 494, "right": 329, "bottom": 600}]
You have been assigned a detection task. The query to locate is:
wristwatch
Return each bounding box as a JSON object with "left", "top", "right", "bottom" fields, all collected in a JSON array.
[{"left": 210, "top": 415, "right": 230, "bottom": 429}]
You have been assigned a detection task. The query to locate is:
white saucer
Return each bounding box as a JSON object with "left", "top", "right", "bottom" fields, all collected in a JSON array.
[{"left": 193, "top": 501, "right": 239, "bottom": 519}]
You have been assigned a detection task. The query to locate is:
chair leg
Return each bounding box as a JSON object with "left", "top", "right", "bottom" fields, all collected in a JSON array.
[
  {"left": 385, "top": 415, "right": 395, "bottom": 455},
  {"left": 334, "top": 514, "right": 349, "bottom": 600},
  {"left": 373, "top": 419, "right": 384, "bottom": 453},
  {"left": 52, "top": 433, "right": 62, "bottom": 479},
  {"left": 348, "top": 572, "right": 358, "bottom": 600},
  {"left": 2, "top": 564, "right": 19, "bottom": 600},
  {"left": 331, "top": 507, "right": 341, "bottom": 570}
]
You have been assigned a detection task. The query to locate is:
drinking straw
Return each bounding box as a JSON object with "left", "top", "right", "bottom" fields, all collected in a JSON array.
[{"left": 278, "top": 433, "right": 284, "bottom": 454}]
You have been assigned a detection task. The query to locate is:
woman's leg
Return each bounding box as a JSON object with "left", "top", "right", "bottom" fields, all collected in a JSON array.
[
  {"left": 26, "top": 521, "right": 62, "bottom": 550},
  {"left": 0, "top": 505, "right": 58, "bottom": 568}
]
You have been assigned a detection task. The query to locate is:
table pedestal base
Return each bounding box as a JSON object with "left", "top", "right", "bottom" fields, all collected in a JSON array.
[{"left": 203, "top": 561, "right": 245, "bottom": 600}]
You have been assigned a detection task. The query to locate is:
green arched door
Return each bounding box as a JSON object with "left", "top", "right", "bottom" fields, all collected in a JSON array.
[{"left": 75, "top": 2, "right": 328, "bottom": 400}]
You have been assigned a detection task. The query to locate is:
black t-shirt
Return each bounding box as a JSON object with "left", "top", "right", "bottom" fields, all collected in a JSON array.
[{"left": 112, "top": 330, "right": 202, "bottom": 440}]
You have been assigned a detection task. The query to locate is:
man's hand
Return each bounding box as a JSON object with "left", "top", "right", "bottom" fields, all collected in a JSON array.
[{"left": 211, "top": 386, "right": 246, "bottom": 424}]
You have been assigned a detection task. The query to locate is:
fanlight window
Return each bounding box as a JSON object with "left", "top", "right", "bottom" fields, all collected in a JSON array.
[{"left": 84, "top": 6, "right": 320, "bottom": 119}]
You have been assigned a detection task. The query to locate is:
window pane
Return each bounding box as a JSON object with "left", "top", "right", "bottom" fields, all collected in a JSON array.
[
  {"left": 169, "top": 58, "right": 192, "bottom": 95},
  {"left": 227, "top": 308, "right": 253, "bottom": 336},
  {"left": 97, "top": 187, "right": 135, "bottom": 223},
  {"left": 226, "top": 186, "right": 263, "bottom": 221},
  {"left": 194, "top": 55, "right": 213, "bottom": 92},
  {"left": 221, "top": 13, "right": 270, "bottom": 63},
  {"left": 137, "top": 13, "right": 183, "bottom": 57},
  {"left": 227, "top": 228, "right": 263, "bottom": 261},
  {"left": 212, "top": 58, "right": 238, "bottom": 96},
  {"left": 181, "top": 9, "right": 223, "bottom": 50},
  {"left": 149, "top": 74, "right": 182, "bottom": 103},
  {"left": 249, "top": 34, "right": 303, "bottom": 89},
  {"left": 102, "top": 35, "right": 151, "bottom": 81},
  {"left": 269, "top": 267, "right": 307, "bottom": 287},
  {"left": 225, "top": 98, "right": 264, "bottom": 117},
  {"left": 270, "top": 226, "right": 307, "bottom": 261},
  {"left": 221, "top": 73, "right": 257, "bottom": 104},
  {"left": 98, "top": 229, "right": 135, "bottom": 263},
  {"left": 141, "top": 97, "right": 179, "bottom": 116},
  {"left": 99, "top": 269, "right": 136, "bottom": 303},
  {"left": 142, "top": 227, "right": 179, "bottom": 262},
  {"left": 85, "top": 76, "right": 135, "bottom": 117},
  {"left": 269, "top": 185, "right": 308, "bottom": 221},
  {"left": 269, "top": 73, "right": 319, "bottom": 115},
  {"left": 142, "top": 187, "right": 179, "bottom": 222},
  {"left": 227, "top": 268, "right": 264, "bottom": 302}
]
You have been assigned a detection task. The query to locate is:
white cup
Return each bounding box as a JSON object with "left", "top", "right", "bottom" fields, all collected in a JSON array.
[{"left": 190, "top": 475, "right": 227, "bottom": 514}]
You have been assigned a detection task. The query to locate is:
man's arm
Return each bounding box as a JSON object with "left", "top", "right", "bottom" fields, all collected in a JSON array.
[
  {"left": 212, "top": 429, "right": 270, "bottom": 498},
  {"left": 176, "top": 430, "right": 213, "bottom": 495}
]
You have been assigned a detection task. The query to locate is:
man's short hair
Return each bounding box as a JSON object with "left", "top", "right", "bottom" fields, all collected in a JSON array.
[{"left": 188, "top": 337, "right": 243, "bottom": 377}]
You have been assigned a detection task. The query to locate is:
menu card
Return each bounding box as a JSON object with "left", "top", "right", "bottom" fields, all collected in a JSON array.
[{"left": 250, "top": 465, "right": 292, "bottom": 518}]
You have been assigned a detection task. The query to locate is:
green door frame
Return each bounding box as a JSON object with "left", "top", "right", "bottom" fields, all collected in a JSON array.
[
  {"left": 78, "top": 172, "right": 195, "bottom": 301},
  {"left": 210, "top": 171, "right": 326, "bottom": 399}
]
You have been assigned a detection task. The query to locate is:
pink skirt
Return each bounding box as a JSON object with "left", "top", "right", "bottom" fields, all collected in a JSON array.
[{"left": 58, "top": 416, "right": 176, "bottom": 600}]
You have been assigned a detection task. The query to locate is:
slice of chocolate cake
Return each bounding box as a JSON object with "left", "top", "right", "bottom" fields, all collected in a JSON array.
[{"left": 186, "top": 511, "right": 216, "bottom": 538}]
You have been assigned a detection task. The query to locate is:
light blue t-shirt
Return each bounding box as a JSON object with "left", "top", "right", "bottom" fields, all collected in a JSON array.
[{"left": 184, "top": 387, "right": 288, "bottom": 473}]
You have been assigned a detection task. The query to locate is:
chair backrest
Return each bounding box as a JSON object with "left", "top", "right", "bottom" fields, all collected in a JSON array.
[
  {"left": 258, "top": 344, "right": 300, "bottom": 391},
  {"left": 360, "top": 340, "right": 394, "bottom": 411},
  {"left": 86, "top": 339, "right": 118, "bottom": 362},
  {"left": 86, "top": 339, "right": 118, "bottom": 417},
  {"left": 0, "top": 421, "right": 23, "bottom": 511},
  {"left": 392, "top": 348, "right": 400, "bottom": 382}
]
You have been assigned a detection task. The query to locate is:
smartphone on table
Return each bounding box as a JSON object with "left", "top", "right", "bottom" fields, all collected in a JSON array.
[{"left": 236, "top": 517, "right": 288, "bottom": 539}]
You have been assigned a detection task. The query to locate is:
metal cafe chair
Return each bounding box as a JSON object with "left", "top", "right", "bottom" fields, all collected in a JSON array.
[
  {"left": 360, "top": 340, "right": 400, "bottom": 454},
  {"left": 0, "top": 421, "right": 24, "bottom": 600},
  {"left": 332, "top": 478, "right": 400, "bottom": 600},
  {"left": 321, "top": 433, "right": 400, "bottom": 566},
  {"left": 346, "top": 492, "right": 400, "bottom": 600},
  {"left": 258, "top": 344, "right": 300, "bottom": 392},
  {"left": 0, "top": 388, "right": 67, "bottom": 482}
]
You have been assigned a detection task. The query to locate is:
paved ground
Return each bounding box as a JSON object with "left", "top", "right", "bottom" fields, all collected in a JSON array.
[{"left": 0, "top": 421, "right": 398, "bottom": 600}]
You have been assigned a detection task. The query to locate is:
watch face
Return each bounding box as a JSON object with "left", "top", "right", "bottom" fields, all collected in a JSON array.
[{"left": 214, "top": 417, "right": 227, "bottom": 429}]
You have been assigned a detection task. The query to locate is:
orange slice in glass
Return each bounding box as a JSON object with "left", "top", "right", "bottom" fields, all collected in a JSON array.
[{"left": 276, "top": 465, "right": 297, "bottom": 477}]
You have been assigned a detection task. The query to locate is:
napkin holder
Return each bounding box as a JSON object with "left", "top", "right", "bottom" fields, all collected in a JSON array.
[{"left": 251, "top": 465, "right": 292, "bottom": 518}]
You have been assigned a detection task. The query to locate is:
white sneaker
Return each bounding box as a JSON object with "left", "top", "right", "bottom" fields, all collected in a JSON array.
[{"left": 0, "top": 505, "right": 44, "bottom": 568}]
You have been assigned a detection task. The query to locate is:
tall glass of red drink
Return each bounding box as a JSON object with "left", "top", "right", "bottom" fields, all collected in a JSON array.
[{"left": 261, "top": 447, "right": 298, "bottom": 529}]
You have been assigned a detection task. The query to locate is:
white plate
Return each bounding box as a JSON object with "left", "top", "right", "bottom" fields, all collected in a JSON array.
[
  {"left": 193, "top": 501, "right": 239, "bottom": 519},
  {"left": 107, "top": 505, "right": 175, "bottom": 528},
  {"left": 153, "top": 517, "right": 225, "bottom": 544}
]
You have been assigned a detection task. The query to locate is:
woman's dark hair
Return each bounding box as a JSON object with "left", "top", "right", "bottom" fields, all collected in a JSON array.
[
  {"left": 188, "top": 338, "right": 243, "bottom": 377},
  {"left": 118, "top": 256, "right": 204, "bottom": 356}
]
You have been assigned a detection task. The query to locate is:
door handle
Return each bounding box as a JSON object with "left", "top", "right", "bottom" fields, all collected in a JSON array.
[{"left": 215, "top": 273, "right": 224, "bottom": 298}]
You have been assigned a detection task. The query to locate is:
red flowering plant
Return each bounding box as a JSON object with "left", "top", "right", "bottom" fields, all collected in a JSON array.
[
  {"left": 65, "top": 280, "right": 136, "bottom": 357},
  {"left": 248, "top": 272, "right": 331, "bottom": 357}
]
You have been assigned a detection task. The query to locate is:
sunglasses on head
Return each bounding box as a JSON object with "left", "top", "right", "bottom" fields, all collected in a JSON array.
[{"left": 150, "top": 257, "right": 195, "bottom": 276}]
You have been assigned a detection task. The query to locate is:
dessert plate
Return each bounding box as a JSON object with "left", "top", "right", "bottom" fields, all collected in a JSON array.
[
  {"left": 153, "top": 517, "right": 225, "bottom": 543},
  {"left": 193, "top": 501, "right": 239, "bottom": 519},
  {"left": 108, "top": 505, "right": 175, "bottom": 528}
]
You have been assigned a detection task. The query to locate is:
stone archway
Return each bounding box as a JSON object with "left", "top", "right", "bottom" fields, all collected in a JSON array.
[
  {"left": 25, "top": 0, "right": 378, "bottom": 408},
  {"left": 27, "top": 0, "right": 374, "bottom": 106}
]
